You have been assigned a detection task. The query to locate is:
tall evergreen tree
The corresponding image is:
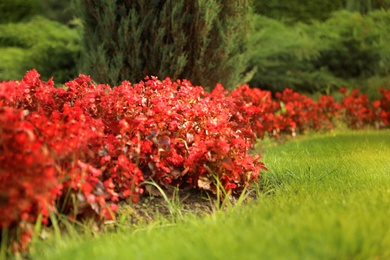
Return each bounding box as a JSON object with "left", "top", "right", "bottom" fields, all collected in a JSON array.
[
  {"left": 75, "top": 0, "right": 253, "bottom": 90},
  {"left": 346, "top": 0, "right": 373, "bottom": 13}
]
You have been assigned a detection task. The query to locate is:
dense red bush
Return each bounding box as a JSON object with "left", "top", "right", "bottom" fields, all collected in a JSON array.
[
  {"left": 274, "top": 88, "right": 316, "bottom": 135},
  {"left": 0, "top": 70, "right": 267, "bottom": 252},
  {"left": 377, "top": 88, "right": 390, "bottom": 126},
  {"left": 316, "top": 95, "right": 342, "bottom": 130},
  {"left": 1, "top": 69, "right": 389, "bottom": 253},
  {"left": 229, "top": 84, "right": 279, "bottom": 138},
  {"left": 339, "top": 87, "right": 376, "bottom": 129},
  {"left": 0, "top": 107, "right": 60, "bottom": 251},
  {"left": 229, "top": 86, "right": 342, "bottom": 138}
]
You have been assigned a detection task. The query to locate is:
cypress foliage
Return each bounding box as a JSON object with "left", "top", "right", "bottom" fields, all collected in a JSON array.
[{"left": 75, "top": 0, "right": 253, "bottom": 90}]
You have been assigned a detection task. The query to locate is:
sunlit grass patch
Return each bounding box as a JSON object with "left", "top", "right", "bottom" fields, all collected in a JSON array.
[{"left": 31, "top": 130, "right": 390, "bottom": 260}]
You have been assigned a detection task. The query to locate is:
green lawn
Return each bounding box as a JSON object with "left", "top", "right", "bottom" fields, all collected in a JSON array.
[{"left": 31, "top": 130, "right": 390, "bottom": 259}]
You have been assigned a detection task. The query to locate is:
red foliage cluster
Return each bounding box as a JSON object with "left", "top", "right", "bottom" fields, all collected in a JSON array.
[
  {"left": 375, "top": 88, "right": 390, "bottom": 127},
  {"left": 229, "top": 86, "right": 342, "bottom": 138},
  {"left": 339, "top": 87, "right": 375, "bottom": 129},
  {"left": 0, "top": 107, "right": 60, "bottom": 251},
  {"left": 1, "top": 69, "right": 389, "bottom": 252},
  {"left": 337, "top": 87, "right": 390, "bottom": 129},
  {"left": 229, "top": 84, "right": 279, "bottom": 138},
  {"left": 276, "top": 89, "right": 344, "bottom": 134},
  {"left": 230, "top": 85, "right": 389, "bottom": 138},
  {"left": 0, "top": 70, "right": 266, "bottom": 251}
]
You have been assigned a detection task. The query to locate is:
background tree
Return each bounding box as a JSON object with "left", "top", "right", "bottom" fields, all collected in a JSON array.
[
  {"left": 252, "top": 0, "right": 345, "bottom": 23},
  {"left": 0, "top": 0, "right": 38, "bottom": 24},
  {"left": 346, "top": 0, "right": 390, "bottom": 13},
  {"left": 37, "top": 0, "right": 73, "bottom": 24},
  {"left": 252, "top": 0, "right": 390, "bottom": 23},
  {"left": 247, "top": 9, "right": 390, "bottom": 99},
  {"left": 75, "top": 0, "right": 253, "bottom": 90}
]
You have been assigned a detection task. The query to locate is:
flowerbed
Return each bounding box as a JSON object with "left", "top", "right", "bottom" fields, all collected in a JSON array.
[{"left": 1, "top": 70, "right": 389, "bottom": 252}]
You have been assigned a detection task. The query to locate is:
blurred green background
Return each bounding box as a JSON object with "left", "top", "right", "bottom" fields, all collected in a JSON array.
[
  {"left": 0, "top": 0, "right": 79, "bottom": 84},
  {"left": 1, "top": 0, "right": 389, "bottom": 99}
]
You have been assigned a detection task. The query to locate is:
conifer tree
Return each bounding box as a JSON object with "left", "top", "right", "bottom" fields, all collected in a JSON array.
[
  {"left": 75, "top": 0, "right": 253, "bottom": 90},
  {"left": 346, "top": 0, "right": 373, "bottom": 13}
]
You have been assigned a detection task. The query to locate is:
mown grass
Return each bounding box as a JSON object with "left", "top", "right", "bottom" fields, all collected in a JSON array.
[{"left": 31, "top": 130, "right": 390, "bottom": 259}]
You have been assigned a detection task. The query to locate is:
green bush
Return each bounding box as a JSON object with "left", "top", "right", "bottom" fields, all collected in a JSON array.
[
  {"left": 312, "top": 11, "right": 389, "bottom": 79},
  {"left": 248, "top": 14, "right": 344, "bottom": 93},
  {"left": 0, "top": 47, "right": 26, "bottom": 80},
  {"left": 0, "top": 16, "right": 81, "bottom": 83},
  {"left": 251, "top": 0, "right": 390, "bottom": 23},
  {"left": 312, "top": 10, "right": 390, "bottom": 98},
  {"left": 252, "top": 0, "right": 345, "bottom": 23},
  {"left": 248, "top": 10, "right": 390, "bottom": 96}
]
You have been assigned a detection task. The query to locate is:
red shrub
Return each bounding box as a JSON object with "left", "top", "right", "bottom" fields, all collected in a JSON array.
[
  {"left": 229, "top": 84, "right": 279, "bottom": 138},
  {"left": 5, "top": 69, "right": 387, "bottom": 254},
  {"left": 1, "top": 70, "right": 268, "bottom": 251},
  {"left": 273, "top": 88, "right": 340, "bottom": 135},
  {"left": 315, "top": 95, "right": 342, "bottom": 130},
  {"left": 339, "top": 87, "right": 375, "bottom": 129},
  {"left": 229, "top": 86, "right": 341, "bottom": 138},
  {"left": 377, "top": 87, "right": 390, "bottom": 126},
  {"left": 0, "top": 107, "right": 61, "bottom": 251}
]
